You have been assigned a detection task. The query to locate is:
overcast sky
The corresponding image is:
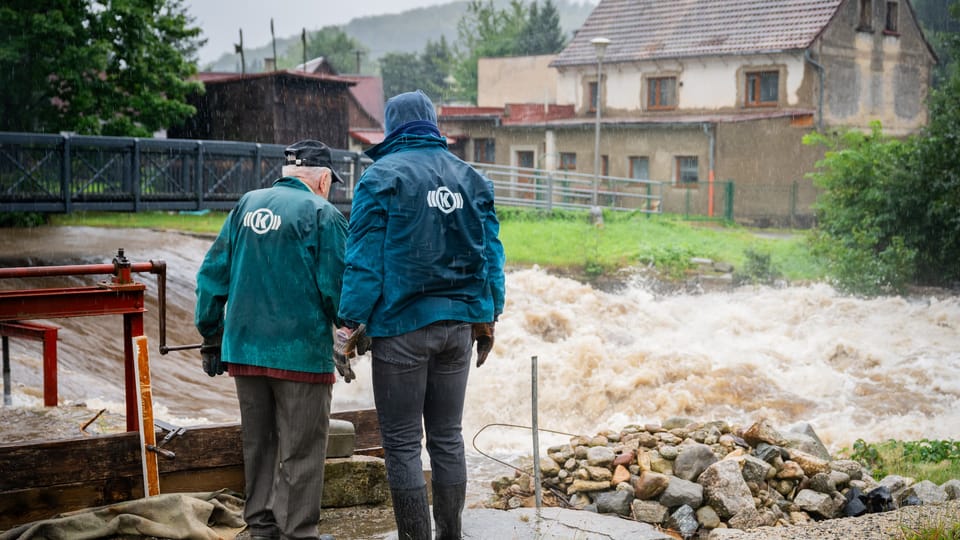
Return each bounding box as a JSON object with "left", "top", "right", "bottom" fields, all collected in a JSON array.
[{"left": 185, "top": 0, "right": 456, "bottom": 65}]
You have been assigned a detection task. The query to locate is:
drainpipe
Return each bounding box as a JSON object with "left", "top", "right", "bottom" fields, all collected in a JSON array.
[
  {"left": 804, "top": 49, "right": 825, "bottom": 131},
  {"left": 702, "top": 123, "right": 716, "bottom": 218}
]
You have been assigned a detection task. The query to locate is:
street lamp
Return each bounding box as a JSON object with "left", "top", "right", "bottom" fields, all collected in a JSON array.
[{"left": 590, "top": 37, "right": 610, "bottom": 208}]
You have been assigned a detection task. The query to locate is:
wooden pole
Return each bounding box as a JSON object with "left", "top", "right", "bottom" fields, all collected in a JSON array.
[{"left": 134, "top": 335, "right": 160, "bottom": 496}]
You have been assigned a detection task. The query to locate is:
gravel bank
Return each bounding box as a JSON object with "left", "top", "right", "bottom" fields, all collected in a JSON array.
[{"left": 708, "top": 499, "right": 960, "bottom": 539}]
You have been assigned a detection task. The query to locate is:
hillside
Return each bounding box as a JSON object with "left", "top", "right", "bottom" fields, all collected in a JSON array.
[{"left": 203, "top": 0, "right": 595, "bottom": 73}]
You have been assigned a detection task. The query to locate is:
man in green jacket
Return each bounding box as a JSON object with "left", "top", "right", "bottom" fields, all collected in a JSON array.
[{"left": 195, "top": 140, "right": 347, "bottom": 540}]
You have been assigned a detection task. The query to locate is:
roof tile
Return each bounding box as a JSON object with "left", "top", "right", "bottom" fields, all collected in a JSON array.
[{"left": 551, "top": 0, "right": 843, "bottom": 67}]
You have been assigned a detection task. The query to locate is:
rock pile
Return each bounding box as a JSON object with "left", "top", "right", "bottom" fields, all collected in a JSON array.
[{"left": 485, "top": 418, "right": 960, "bottom": 539}]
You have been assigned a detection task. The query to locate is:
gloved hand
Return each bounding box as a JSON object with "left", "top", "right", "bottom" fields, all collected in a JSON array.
[
  {"left": 333, "top": 326, "right": 359, "bottom": 383},
  {"left": 201, "top": 329, "right": 224, "bottom": 377},
  {"left": 471, "top": 322, "right": 495, "bottom": 368}
]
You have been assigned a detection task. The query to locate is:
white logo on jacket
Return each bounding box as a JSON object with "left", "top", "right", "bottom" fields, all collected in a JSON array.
[
  {"left": 242, "top": 208, "right": 282, "bottom": 234},
  {"left": 427, "top": 186, "right": 463, "bottom": 214}
]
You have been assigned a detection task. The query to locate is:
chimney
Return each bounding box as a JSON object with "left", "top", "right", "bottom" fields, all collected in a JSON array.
[{"left": 264, "top": 57, "right": 276, "bottom": 72}]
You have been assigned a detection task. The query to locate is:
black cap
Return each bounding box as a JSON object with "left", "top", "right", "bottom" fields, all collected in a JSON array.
[{"left": 284, "top": 140, "right": 345, "bottom": 183}]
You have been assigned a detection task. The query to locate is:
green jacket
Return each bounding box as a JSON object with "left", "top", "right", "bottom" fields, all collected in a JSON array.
[{"left": 195, "top": 177, "right": 347, "bottom": 374}]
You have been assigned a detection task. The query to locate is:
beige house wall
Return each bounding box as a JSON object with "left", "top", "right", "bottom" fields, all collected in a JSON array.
[
  {"left": 814, "top": 0, "right": 935, "bottom": 135},
  {"left": 477, "top": 55, "right": 559, "bottom": 108}
]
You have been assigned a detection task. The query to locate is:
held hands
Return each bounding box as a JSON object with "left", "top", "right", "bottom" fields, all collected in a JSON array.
[
  {"left": 471, "top": 322, "right": 495, "bottom": 368},
  {"left": 200, "top": 329, "right": 224, "bottom": 377},
  {"left": 333, "top": 324, "right": 370, "bottom": 383}
]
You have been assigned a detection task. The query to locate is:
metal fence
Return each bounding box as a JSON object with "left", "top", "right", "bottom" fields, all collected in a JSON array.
[
  {"left": 0, "top": 132, "right": 363, "bottom": 214},
  {"left": 2, "top": 132, "right": 816, "bottom": 226},
  {"left": 469, "top": 162, "right": 663, "bottom": 213}
]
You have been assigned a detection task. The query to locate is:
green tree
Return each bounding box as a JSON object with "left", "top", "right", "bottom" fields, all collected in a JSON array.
[
  {"left": 0, "top": 0, "right": 203, "bottom": 137},
  {"left": 380, "top": 51, "right": 424, "bottom": 98},
  {"left": 453, "top": 0, "right": 528, "bottom": 103},
  {"left": 284, "top": 25, "right": 367, "bottom": 74},
  {"left": 517, "top": 0, "right": 566, "bottom": 55},
  {"left": 804, "top": 124, "right": 919, "bottom": 295},
  {"left": 912, "top": 0, "right": 960, "bottom": 86}
]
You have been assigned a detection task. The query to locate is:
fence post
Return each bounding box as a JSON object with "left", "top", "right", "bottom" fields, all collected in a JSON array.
[
  {"left": 725, "top": 181, "right": 735, "bottom": 222},
  {"left": 790, "top": 180, "right": 798, "bottom": 228},
  {"left": 195, "top": 141, "right": 204, "bottom": 210},
  {"left": 546, "top": 172, "right": 554, "bottom": 212},
  {"left": 61, "top": 134, "right": 72, "bottom": 214},
  {"left": 254, "top": 143, "right": 262, "bottom": 193},
  {"left": 132, "top": 139, "right": 141, "bottom": 213}
]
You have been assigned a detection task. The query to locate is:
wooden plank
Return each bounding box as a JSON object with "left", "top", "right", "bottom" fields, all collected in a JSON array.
[{"left": 0, "top": 409, "right": 381, "bottom": 530}]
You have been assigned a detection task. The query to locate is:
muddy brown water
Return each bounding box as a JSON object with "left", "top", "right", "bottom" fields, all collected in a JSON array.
[{"left": 2, "top": 225, "right": 959, "bottom": 536}]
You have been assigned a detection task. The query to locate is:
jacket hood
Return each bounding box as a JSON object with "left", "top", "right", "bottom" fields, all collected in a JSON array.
[{"left": 365, "top": 90, "right": 445, "bottom": 160}]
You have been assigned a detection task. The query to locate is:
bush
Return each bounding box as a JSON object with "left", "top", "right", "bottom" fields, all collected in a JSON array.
[
  {"left": 733, "top": 247, "right": 783, "bottom": 285},
  {"left": 0, "top": 212, "right": 48, "bottom": 228}
]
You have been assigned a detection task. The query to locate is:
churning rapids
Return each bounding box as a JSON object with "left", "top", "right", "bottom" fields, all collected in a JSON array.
[{"left": 1, "top": 226, "right": 959, "bottom": 505}]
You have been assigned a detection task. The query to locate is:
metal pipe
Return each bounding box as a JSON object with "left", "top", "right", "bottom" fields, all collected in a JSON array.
[
  {"left": 531, "top": 355, "right": 542, "bottom": 512},
  {"left": 2, "top": 336, "right": 10, "bottom": 406},
  {"left": 0, "top": 261, "right": 159, "bottom": 279},
  {"left": 592, "top": 58, "right": 603, "bottom": 207},
  {"left": 804, "top": 49, "right": 825, "bottom": 131}
]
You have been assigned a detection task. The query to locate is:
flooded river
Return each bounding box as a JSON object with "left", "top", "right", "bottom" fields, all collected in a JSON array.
[{"left": 1, "top": 225, "right": 959, "bottom": 508}]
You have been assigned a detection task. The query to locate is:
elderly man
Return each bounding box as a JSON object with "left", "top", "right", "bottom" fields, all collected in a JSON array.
[{"left": 195, "top": 139, "right": 347, "bottom": 540}]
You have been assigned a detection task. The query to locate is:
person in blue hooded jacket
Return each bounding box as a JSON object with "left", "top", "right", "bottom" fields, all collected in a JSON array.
[
  {"left": 337, "top": 90, "right": 505, "bottom": 540},
  {"left": 195, "top": 139, "right": 346, "bottom": 540}
]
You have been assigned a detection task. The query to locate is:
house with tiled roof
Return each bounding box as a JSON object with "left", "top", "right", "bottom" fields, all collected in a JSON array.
[{"left": 439, "top": 0, "right": 936, "bottom": 225}]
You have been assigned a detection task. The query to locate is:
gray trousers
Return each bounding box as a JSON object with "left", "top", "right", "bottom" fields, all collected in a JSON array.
[
  {"left": 235, "top": 376, "right": 332, "bottom": 540},
  {"left": 371, "top": 320, "right": 473, "bottom": 490}
]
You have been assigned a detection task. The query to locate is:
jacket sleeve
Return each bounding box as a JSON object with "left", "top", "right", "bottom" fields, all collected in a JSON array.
[
  {"left": 483, "top": 180, "right": 507, "bottom": 319},
  {"left": 338, "top": 177, "right": 387, "bottom": 326},
  {"left": 194, "top": 212, "right": 234, "bottom": 338},
  {"left": 316, "top": 207, "right": 348, "bottom": 327}
]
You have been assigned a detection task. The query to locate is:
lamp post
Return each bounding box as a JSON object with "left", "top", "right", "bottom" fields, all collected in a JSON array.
[{"left": 590, "top": 37, "right": 610, "bottom": 208}]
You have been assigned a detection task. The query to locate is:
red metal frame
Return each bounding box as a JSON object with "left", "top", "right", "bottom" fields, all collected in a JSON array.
[
  {"left": 0, "top": 251, "right": 163, "bottom": 431},
  {"left": 0, "top": 322, "right": 59, "bottom": 406}
]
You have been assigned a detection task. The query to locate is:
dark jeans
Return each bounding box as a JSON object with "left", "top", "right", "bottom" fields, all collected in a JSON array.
[
  {"left": 372, "top": 320, "right": 473, "bottom": 490},
  {"left": 235, "top": 376, "right": 332, "bottom": 540}
]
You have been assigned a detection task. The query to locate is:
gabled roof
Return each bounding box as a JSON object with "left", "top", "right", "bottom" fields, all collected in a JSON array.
[
  {"left": 194, "top": 70, "right": 356, "bottom": 86},
  {"left": 551, "top": 0, "right": 843, "bottom": 67},
  {"left": 340, "top": 75, "right": 385, "bottom": 126}
]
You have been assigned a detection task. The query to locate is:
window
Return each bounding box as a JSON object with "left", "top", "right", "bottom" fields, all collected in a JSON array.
[
  {"left": 859, "top": 0, "right": 873, "bottom": 30},
  {"left": 559, "top": 152, "right": 577, "bottom": 171},
  {"left": 601, "top": 155, "right": 609, "bottom": 177},
  {"left": 885, "top": 2, "right": 898, "bottom": 33},
  {"left": 588, "top": 82, "right": 599, "bottom": 112},
  {"left": 676, "top": 156, "right": 699, "bottom": 185},
  {"left": 745, "top": 71, "right": 779, "bottom": 106},
  {"left": 629, "top": 156, "right": 649, "bottom": 180},
  {"left": 473, "top": 138, "right": 495, "bottom": 163},
  {"left": 647, "top": 77, "right": 677, "bottom": 109}
]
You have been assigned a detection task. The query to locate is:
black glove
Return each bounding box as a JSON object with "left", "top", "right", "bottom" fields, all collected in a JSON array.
[
  {"left": 201, "top": 330, "right": 224, "bottom": 377},
  {"left": 472, "top": 322, "right": 495, "bottom": 368},
  {"left": 333, "top": 326, "right": 358, "bottom": 383}
]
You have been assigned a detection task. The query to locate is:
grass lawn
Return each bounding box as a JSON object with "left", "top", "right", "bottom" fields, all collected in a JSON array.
[{"left": 49, "top": 208, "right": 826, "bottom": 283}]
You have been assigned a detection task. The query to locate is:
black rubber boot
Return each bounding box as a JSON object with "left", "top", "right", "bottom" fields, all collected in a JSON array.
[
  {"left": 431, "top": 481, "right": 466, "bottom": 540},
  {"left": 391, "top": 486, "right": 432, "bottom": 540}
]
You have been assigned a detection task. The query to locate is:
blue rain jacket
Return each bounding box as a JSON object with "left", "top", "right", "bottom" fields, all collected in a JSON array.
[
  {"left": 339, "top": 91, "right": 506, "bottom": 337},
  {"left": 195, "top": 177, "right": 347, "bottom": 373}
]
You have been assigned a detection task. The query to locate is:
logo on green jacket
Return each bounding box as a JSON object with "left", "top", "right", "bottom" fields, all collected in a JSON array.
[{"left": 243, "top": 208, "right": 282, "bottom": 234}]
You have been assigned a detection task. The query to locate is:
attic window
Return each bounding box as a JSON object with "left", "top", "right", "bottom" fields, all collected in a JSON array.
[
  {"left": 859, "top": 0, "right": 873, "bottom": 31},
  {"left": 885, "top": 2, "right": 899, "bottom": 34},
  {"left": 745, "top": 70, "right": 779, "bottom": 107}
]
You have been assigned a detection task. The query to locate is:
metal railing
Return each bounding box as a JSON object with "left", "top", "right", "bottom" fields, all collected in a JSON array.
[
  {"left": 469, "top": 162, "right": 663, "bottom": 213},
  {"left": 1, "top": 132, "right": 669, "bottom": 216},
  {"left": 0, "top": 132, "right": 365, "bottom": 214}
]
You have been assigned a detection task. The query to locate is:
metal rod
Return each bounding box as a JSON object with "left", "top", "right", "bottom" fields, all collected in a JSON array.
[
  {"left": 0, "top": 261, "right": 158, "bottom": 279},
  {"left": 531, "top": 355, "right": 542, "bottom": 512},
  {"left": 2, "top": 336, "right": 10, "bottom": 406}
]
